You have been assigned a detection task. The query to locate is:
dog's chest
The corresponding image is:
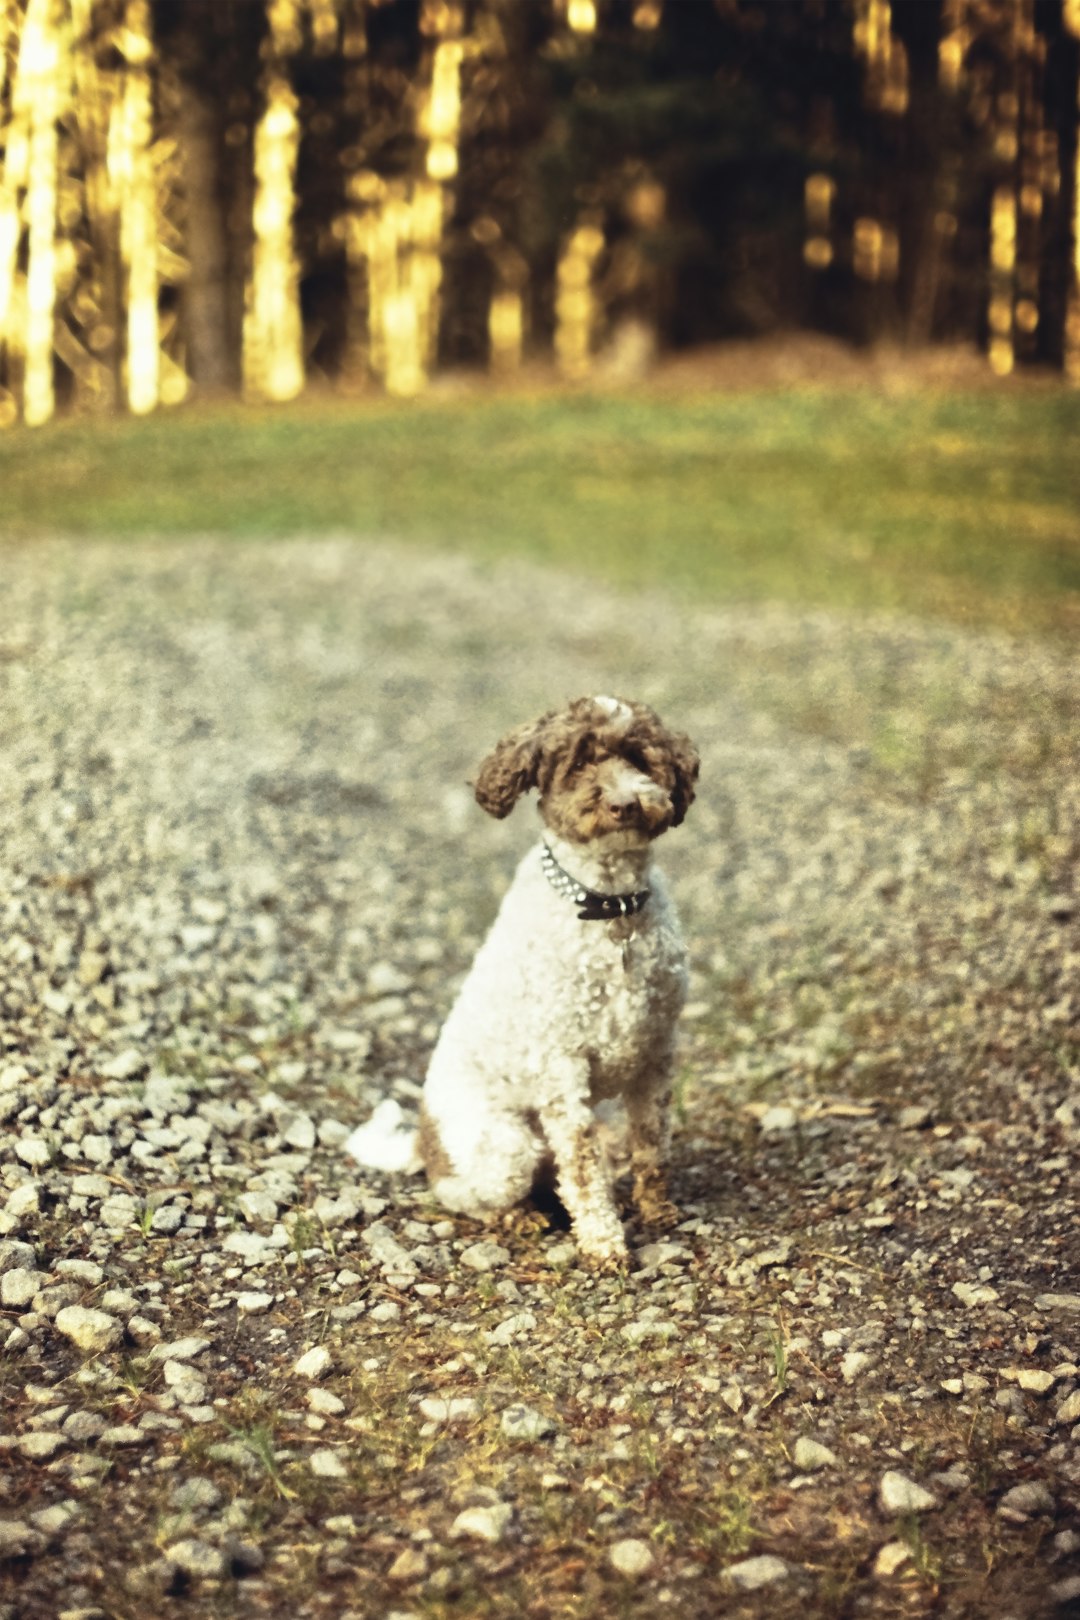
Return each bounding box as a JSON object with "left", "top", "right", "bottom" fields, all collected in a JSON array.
[{"left": 565, "top": 915, "right": 686, "bottom": 1056}]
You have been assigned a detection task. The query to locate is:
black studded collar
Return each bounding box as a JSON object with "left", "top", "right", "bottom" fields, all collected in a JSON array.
[{"left": 540, "top": 843, "right": 650, "bottom": 922}]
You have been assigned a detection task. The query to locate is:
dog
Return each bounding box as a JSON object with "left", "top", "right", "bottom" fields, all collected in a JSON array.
[{"left": 346, "top": 694, "right": 699, "bottom": 1265}]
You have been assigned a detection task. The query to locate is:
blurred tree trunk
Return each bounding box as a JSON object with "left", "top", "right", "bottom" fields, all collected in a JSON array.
[{"left": 175, "top": 75, "right": 231, "bottom": 394}]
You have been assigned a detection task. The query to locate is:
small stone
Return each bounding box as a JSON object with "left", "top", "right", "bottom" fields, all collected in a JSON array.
[
  {"left": 17, "top": 1431, "right": 66, "bottom": 1460},
  {"left": 723, "top": 1555, "right": 791, "bottom": 1590},
  {"left": 1, "top": 1268, "right": 50, "bottom": 1308},
  {"left": 952, "top": 1281, "right": 999, "bottom": 1308},
  {"left": 237, "top": 1191, "right": 279, "bottom": 1225},
  {"left": 460, "top": 1241, "right": 510, "bottom": 1272},
  {"left": 940, "top": 1378, "right": 964, "bottom": 1396},
  {"left": 840, "top": 1349, "right": 873, "bottom": 1384},
  {"left": 236, "top": 1292, "right": 274, "bottom": 1314},
  {"left": 30, "top": 1501, "right": 78, "bottom": 1536},
  {"left": 450, "top": 1503, "right": 514, "bottom": 1543},
  {"left": 54, "top": 1259, "right": 104, "bottom": 1286},
  {"left": 1034, "top": 1293, "right": 1080, "bottom": 1314},
  {"left": 879, "top": 1471, "right": 937, "bottom": 1515},
  {"left": 1050, "top": 1576, "right": 1080, "bottom": 1606},
  {"left": 127, "top": 1316, "right": 162, "bottom": 1346},
  {"left": 997, "top": 1481, "right": 1054, "bottom": 1520},
  {"left": 149, "top": 1336, "right": 211, "bottom": 1363},
  {"left": 281, "top": 1111, "right": 317, "bottom": 1151},
  {"left": 98, "top": 1049, "right": 144, "bottom": 1081},
  {"left": 623, "top": 1319, "right": 678, "bottom": 1345},
  {"left": 307, "top": 1388, "right": 345, "bottom": 1417},
  {"left": 608, "top": 1538, "right": 655, "bottom": 1577},
  {"left": 898, "top": 1105, "right": 932, "bottom": 1130},
  {"left": 1054, "top": 1390, "right": 1080, "bottom": 1426},
  {"left": 293, "top": 1346, "right": 333, "bottom": 1380},
  {"left": 500, "top": 1403, "right": 557, "bottom": 1442},
  {"left": 54, "top": 1306, "right": 123, "bottom": 1354},
  {"left": 169, "top": 1477, "right": 223, "bottom": 1512},
  {"left": 63, "top": 1410, "right": 106, "bottom": 1443},
  {"left": 150, "top": 1205, "right": 184, "bottom": 1235},
  {"left": 69, "top": 1175, "right": 113, "bottom": 1199},
  {"left": 1010, "top": 1369, "right": 1057, "bottom": 1395},
  {"left": 0, "top": 1239, "right": 37, "bottom": 1271},
  {"left": 387, "top": 1546, "right": 429, "bottom": 1581},
  {"left": 222, "top": 1230, "right": 271, "bottom": 1262},
  {"left": 793, "top": 1436, "right": 838, "bottom": 1472},
  {"left": 873, "top": 1541, "right": 911, "bottom": 1578},
  {"left": 419, "top": 1396, "right": 480, "bottom": 1423},
  {"left": 6, "top": 1183, "right": 40, "bottom": 1218},
  {"left": 487, "top": 1312, "right": 537, "bottom": 1346},
  {"left": 15, "top": 1136, "right": 52, "bottom": 1168},
  {"left": 98, "top": 1425, "right": 146, "bottom": 1447},
  {"left": 164, "top": 1539, "right": 228, "bottom": 1579},
  {"left": 309, "top": 1448, "right": 349, "bottom": 1479},
  {"left": 0, "top": 1519, "right": 44, "bottom": 1558},
  {"left": 225, "top": 1539, "right": 265, "bottom": 1575},
  {"left": 760, "top": 1104, "right": 798, "bottom": 1135}
]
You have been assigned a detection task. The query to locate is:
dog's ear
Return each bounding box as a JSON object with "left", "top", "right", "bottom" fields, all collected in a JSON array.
[
  {"left": 667, "top": 732, "right": 700, "bottom": 827},
  {"left": 472, "top": 711, "right": 553, "bottom": 819}
]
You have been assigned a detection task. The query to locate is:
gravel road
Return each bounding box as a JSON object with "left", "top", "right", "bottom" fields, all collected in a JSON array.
[{"left": 1, "top": 536, "right": 1078, "bottom": 1619}]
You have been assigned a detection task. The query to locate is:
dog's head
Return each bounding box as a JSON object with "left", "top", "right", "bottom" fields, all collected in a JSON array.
[{"left": 473, "top": 695, "right": 699, "bottom": 845}]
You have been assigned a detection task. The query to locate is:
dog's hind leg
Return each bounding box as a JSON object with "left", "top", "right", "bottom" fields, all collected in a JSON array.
[{"left": 423, "top": 1104, "right": 545, "bottom": 1219}]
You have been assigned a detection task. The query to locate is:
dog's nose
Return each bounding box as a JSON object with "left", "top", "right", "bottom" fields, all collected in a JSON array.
[{"left": 605, "top": 791, "right": 639, "bottom": 821}]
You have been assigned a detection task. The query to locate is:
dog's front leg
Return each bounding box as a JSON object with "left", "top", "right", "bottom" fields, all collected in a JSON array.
[
  {"left": 626, "top": 1073, "right": 680, "bottom": 1231},
  {"left": 539, "top": 1080, "right": 628, "bottom": 1267}
]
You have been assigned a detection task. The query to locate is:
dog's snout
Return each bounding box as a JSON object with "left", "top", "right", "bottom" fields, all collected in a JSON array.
[{"left": 605, "top": 789, "right": 639, "bottom": 820}]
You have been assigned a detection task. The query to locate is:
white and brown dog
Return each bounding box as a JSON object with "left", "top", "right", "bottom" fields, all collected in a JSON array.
[{"left": 346, "top": 694, "right": 699, "bottom": 1265}]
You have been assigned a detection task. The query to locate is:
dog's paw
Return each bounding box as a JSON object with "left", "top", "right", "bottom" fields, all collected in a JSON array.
[{"left": 576, "top": 1236, "right": 632, "bottom": 1274}]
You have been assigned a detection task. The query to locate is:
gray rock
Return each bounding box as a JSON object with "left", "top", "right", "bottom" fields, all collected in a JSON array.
[
  {"left": 54, "top": 1306, "right": 124, "bottom": 1354},
  {"left": 793, "top": 1436, "right": 839, "bottom": 1472},
  {"left": 170, "top": 1477, "right": 223, "bottom": 1512},
  {"left": 450, "top": 1503, "right": 514, "bottom": 1543},
  {"left": 879, "top": 1471, "right": 937, "bottom": 1514},
  {"left": 309, "top": 1448, "right": 348, "bottom": 1479},
  {"left": 293, "top": 1345, "right": 332, "bottom": 1380},
  {"left": 608, "top": 1538, "right": 655, "bottom": 1576},
  {"left": 0, "top": 1518, "right": 44, "bottom": 1558},
  {"left": 997, "top": 1481, "right": 1055, "bottom": 1520},
  {"left": 723, "top": 1555, "right": 791, "bottom": 1590},
  {"left": 164, "top": 1539, "right": 228, "bottom": 1579},
  {"left": 460, "top": 1241, "right": 511, "bottom": 1272},
  {"left": 420, "top": 1396, "right": 480, "bottom": 1423},
  {"left": 149, "top": 1336, "right": 211, "bottom": 1363},
  {"left": 0, "top": 1240, "right": 37, "bottom": 1272},
  {"left": 14, "top": 1135, "right": 52, "bottom": 1167},
  {"left": 1034, "top": 1294, "right": 1080, "bottom": 1313},
  {"left": 307, "top": 1388, "right": 345, "bottom": 1417},
  {"left": 17, "top": 1431, "right": 66, "bottom": 1460},
  {"left": 63, "top": 1410, "right": 106, "bottom": 1442},
  {"left": 500, "top": 1403, "right": 557, "bottom": 1441},
  {"left": 487, "top": 1311, "right": 538, "bottom": 1346},
  {"left": 1, "top": 1268, "right": 50, "bottom": 1308},
  {"left": 1054, "top": 1390, "right": 1080, "bottom": 1426}
]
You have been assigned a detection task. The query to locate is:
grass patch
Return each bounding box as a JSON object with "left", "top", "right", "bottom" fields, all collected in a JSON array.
[{"left": 1, "top": 384, "right": 1078, "bottom": 632}]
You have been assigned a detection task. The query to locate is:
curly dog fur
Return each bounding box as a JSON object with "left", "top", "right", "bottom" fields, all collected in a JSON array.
[{"left": 346, "top": 694, "right": 699, "bottom": 1264}]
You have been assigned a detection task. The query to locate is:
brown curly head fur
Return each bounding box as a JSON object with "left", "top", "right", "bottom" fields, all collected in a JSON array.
[{"left": 472, "top": 695, "right": 699, "bottom": 844}]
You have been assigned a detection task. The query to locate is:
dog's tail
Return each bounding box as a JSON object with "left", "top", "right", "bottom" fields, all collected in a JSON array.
[{"left": 344, "top": 1098, "right": 422, "bottom": 1174}]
